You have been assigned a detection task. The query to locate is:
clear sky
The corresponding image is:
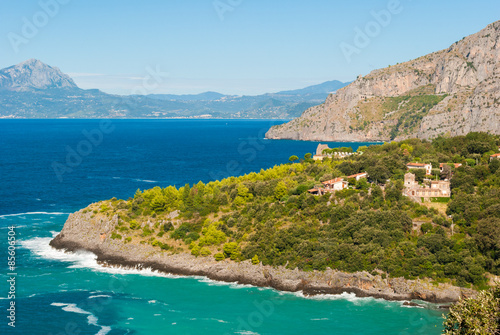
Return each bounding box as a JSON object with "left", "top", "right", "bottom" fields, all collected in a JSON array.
[{"left": 0, "top": 0, "right": 498, "bottom": 95}]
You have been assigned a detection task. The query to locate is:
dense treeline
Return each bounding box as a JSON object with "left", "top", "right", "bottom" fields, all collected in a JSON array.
[{"left": 93, "top": 132, "right": 500, "bottom": 289}]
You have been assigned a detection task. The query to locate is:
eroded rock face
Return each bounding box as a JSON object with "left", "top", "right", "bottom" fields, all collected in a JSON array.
[
  {"left": 266, "top": 21, "right": 500, "bottom": 142},
  {"left": 50, "top": 209, "right": 474, "bottom": 304}
]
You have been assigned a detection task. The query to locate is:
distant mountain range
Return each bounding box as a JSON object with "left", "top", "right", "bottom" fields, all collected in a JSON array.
[{"left": 0, "top": 60, "right": 350, "bottom": 119}]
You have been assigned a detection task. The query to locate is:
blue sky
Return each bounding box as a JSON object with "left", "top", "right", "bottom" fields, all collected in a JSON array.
[{"left": 0, "top": 0, "right": 498, "bottom": 95}]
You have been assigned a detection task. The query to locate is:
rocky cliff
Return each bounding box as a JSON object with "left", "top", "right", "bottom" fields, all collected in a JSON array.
[
  {"left": 50, "top": 208, "right": 475, "bottom": 304},
  {"left": 266, "top": 21, "right": 500, "bottom": 141}
]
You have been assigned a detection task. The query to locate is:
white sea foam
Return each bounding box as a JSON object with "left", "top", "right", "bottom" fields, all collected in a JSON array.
[
  {"left": 88, "top": 295, "right": 112, "bottom": 299},
  {"left": 20, "top": 236, "right": 185, "bottom": 278},
  {"left": 236, "top": 331, "right": 260, "bottom": 335},
  {"left": 0, "top": 212, "right": 69, "bottom": 218},
  {"left": 51, "top": 302, "right": 111, "bottom": 335},
  {"left": 196, "top": 277, "right": 255, "bottom": 290},
  {"left": 133, "top": 179, "right": 157, "bottom": 183}
]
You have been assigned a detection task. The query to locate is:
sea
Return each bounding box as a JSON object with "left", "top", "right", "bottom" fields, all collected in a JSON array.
[{"left": 0, "top": 119, "right": 444, "bottom": 334}]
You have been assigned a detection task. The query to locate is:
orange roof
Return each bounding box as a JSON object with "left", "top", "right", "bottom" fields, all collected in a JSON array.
[
  {"left": 491, "top": 153, "right": 500, "bottom": 157},
  {"left": 322, "top": 178, "right": 344, "bottom": 185},
  {"left": 440, "top": 163, "right": 462, "bottom": 168},
  {"left": 407, "top": 162, "right": 427, "bottom": 167},
  {"left": 346, "top": 172, "right": 368, "bottom": 179}
]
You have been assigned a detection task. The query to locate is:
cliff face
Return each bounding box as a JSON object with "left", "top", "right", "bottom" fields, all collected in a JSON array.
[
  {"left": 266, "top": 21, "right": 500, "bottom": 141},
  {"left": 50, "top": 208, "right": 475, "bottom": 303}
]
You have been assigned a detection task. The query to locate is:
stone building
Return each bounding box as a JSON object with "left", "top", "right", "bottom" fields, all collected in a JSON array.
[
  {"left": 403, "top": 173, "right": 450, "bottom": 198},
  {"left": 407, "top": 162, "right": 432, "bottom": 175}
]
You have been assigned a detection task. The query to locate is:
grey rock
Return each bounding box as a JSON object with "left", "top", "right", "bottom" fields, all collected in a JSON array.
[
  {"left": 49, "top": 209, "right": 476, "bottom": 304},
  {"left": 266, "top": 21, "right": 500, "bottom": 142}
]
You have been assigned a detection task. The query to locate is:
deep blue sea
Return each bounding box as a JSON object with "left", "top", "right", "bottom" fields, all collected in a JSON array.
[{"left": 0, "top": 120, "right": 444, "bottom": 334}]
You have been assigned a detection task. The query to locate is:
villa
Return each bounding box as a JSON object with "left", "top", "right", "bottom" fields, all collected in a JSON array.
[
  {"left": 439, "top": 163, "right": 462, "bottom": 172},
  {"left": 322, "top": 178, "right": 348, "bottom": 191},
  {"left": 308, "top": 177, "right": 349, "bottom": 195},
  {"left": 403, "top": 172, "right": 450, "bottom": 199},
  {"left": 313, "top": 144, "right": 355, "bottom": 160},
  {"left": 346, "top": 172, "right": 368, "bottom": 181},
  {"left": 490, "top": 153, "right": 500, "bottom": 161},
  {"left": 406, "top": 162, "right": 432, "bottom": 175}
]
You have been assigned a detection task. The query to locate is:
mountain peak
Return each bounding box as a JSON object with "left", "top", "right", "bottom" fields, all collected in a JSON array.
[{"left": 0, "top": 59, "right": 78, "bottom": 91}]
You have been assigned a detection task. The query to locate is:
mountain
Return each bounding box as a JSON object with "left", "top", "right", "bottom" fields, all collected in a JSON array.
[
  {"left": 275, "top": 80, "right": 351, "bottom": 97},
  {"left": 0, "top": 59, "right": 350, "bottom": 119},
  {"left": 0, "top": 59, "right": 77, "bottom": 91},
  {"left": 146, "top": 91, "right": 226, "bottom": 101},
  {"left": 266, "top": 21, "right": 500, "bottom": 141}
]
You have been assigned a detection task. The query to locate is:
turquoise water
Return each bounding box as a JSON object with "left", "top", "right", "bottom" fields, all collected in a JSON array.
[{"left": 0, "top": 120, "right": 444, "bottom": 334}]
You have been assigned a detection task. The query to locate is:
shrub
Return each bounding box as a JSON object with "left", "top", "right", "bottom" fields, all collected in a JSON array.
[
  {"left": 130, "top": 220, "right": 141, "bottom": 230},
  {"left": 200, "top": 247, "right": 211, "bottom": 257},
  {"left": 214, "top": 253, "right": 225, "bottom": 261},
  {"left": 191, "top": 244, "right": 200, "bottom": 256},
  {"left": 443, "top": 286, "right": 500, "bottom": 334},
  {"left": 111, "top": 232, "right": 122, "bottom": 240}
]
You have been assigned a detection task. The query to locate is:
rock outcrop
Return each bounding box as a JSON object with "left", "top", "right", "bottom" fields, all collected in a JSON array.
[
  {"left": 50, "top": 209, "right": 476, "bottom": 304},
  {"left": 0, "top": 59, "right": 77, "bottom": 91},
  {"left": 266, "top": 21, "right": 500, "bottom": 141}
]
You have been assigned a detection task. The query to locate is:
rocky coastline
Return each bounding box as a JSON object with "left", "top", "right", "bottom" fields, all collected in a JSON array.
[{"left": 50, "top": 209, "right": 476, "bottom": 305}]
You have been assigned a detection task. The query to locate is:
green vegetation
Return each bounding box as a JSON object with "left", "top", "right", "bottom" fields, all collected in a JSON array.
[
  {"left": 443, "top": 286, "right": 499, "bottom": 334},
  {"left": 388, "top": 94, "right": 448, "bottom": 140},
  {"left": 93, "top": 132, "right": 500, "bottom": 290}
]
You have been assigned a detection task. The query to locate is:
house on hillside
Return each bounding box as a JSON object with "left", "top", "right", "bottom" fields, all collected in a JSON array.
[
  {"left": 407, "top": 162, "right": 432, "bottom": 175},
  {"left": 439, "top": 163, "right": 462, "bottom": 172},
  {"left": 490, "top": 153, "right": 500, "bottom": 161},
  {"left": 403, "top": 173, "right": 450, "bottom": 198},
  {"left": 322, "top": 178, "right": 348, "bottom": 191},
  {"left": 346, "top": 172, "right": 368, "bottom": 181},
  {"left": 313, "top": 144, "right": 355, "bottom": 161},
  {"left": 308, "top": 178, "right": 349, "bottom": 195},
  {"left": 307, "top": 187, "right": 326, "bottom": 196}
]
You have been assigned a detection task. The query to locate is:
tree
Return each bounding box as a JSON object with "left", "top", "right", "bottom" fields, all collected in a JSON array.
[
  {"left": 400, "top": 143, "right": 414, "bottom": 155},
  {"left": 304, "top": 153, "right": 312, "bottom": 160},
  {"left": 367, "top": 164, "right": 390, "bottom": 184},
  {"left": 356, "top": 178, "right": 369, "bottom": 191},
  {"left": 443, "top": 286, "right": 500, "bottom": 334},
  {"left": 490, "top": 158, "right": 500, "bottom": 174},
  {"left": 274, "top": 181, "right": 288, "bottom": 200},
  {"left": 289, "top": 155, "right": 299, "bottom": 163},
  {"left": 223, "top": 242, "right": 241, "bottom": 260},
  {"left": 441, "top": 164, "right": 452, "bottom": 180},
  {"left": 252, "top": 254, "right": 260, "bottom": 265}
]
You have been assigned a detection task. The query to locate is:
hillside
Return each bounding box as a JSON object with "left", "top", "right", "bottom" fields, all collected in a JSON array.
[
  {"left": 51, "top": 133, "right": 500, "bottom": 301},
  {"left": 266, "top": 21, "right": 500, "bottom": 141},
  {"left": 0, "top": 59, "right": 349, "bottom": 119}
]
